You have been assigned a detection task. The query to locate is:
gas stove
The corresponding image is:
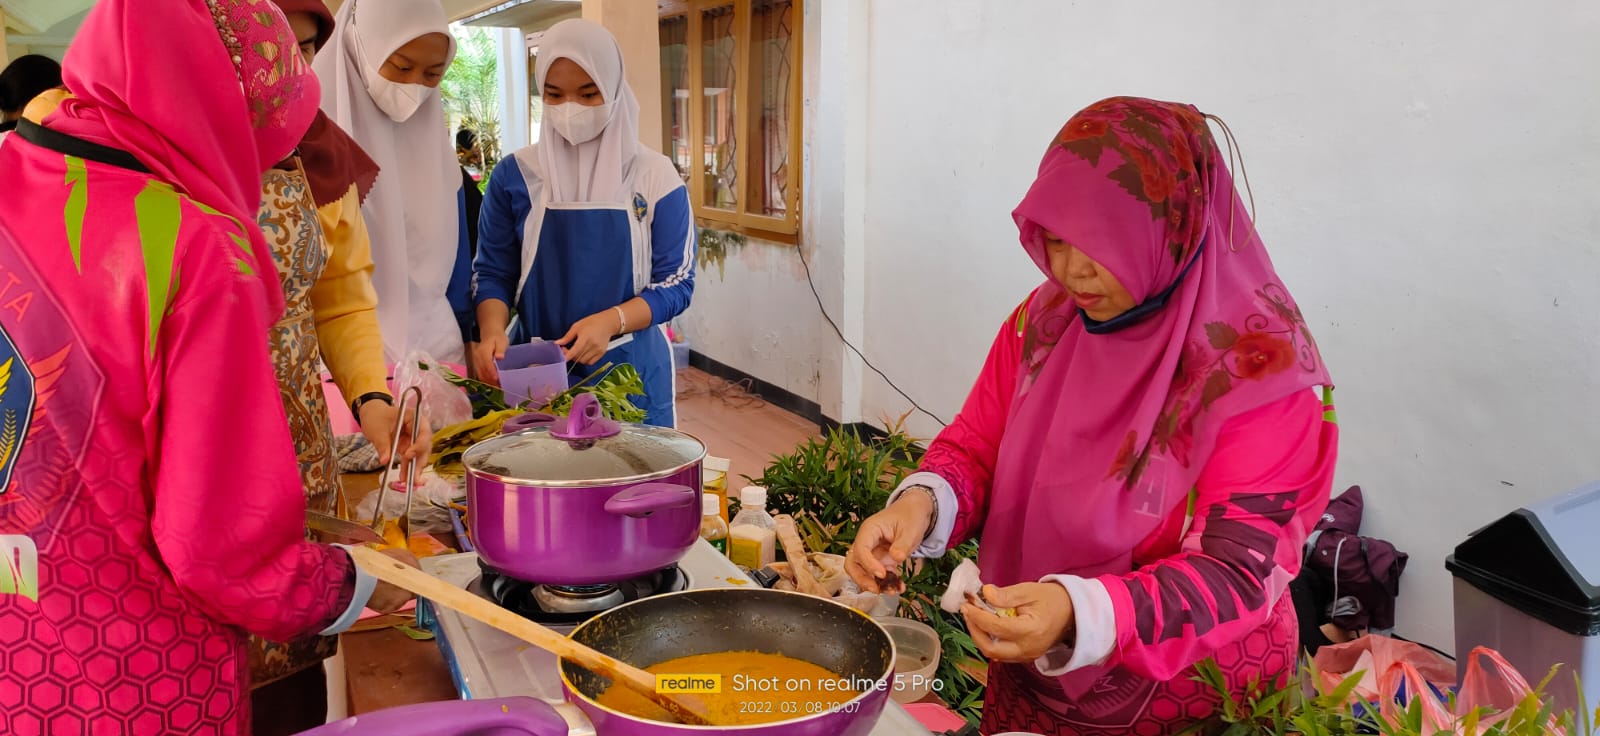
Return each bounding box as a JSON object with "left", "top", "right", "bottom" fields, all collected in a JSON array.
[
  {"left": 419, "top": 540, "right": 929, "bottom": 734},
  {"left": 476, "top": 558, "right": 689, "bottom": 626}
]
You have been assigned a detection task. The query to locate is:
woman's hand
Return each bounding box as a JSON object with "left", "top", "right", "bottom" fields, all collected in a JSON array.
[
  {"left": 358, "top": 399, "right": 435, "bottom": 466},
  {"left": 473, "top": 333, "right": 510, "bottom": 386},
  {"left": 845, "top": 493, "right": 934, "bottom": 594},
  {"left": 556, "top": 310, "right": 621, "bottom": 366},
  {"left": 962, "top": 582, "right": 1075, "bottom": 662},
  {"left": 366, "top": 547, "right": 421, "bottom": 614}
]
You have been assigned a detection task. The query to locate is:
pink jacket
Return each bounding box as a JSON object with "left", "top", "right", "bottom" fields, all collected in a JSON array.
[{"left": 0, "top": 134, "right": 359, "bottom": 734}]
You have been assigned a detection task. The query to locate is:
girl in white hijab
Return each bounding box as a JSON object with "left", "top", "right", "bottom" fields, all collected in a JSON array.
[
  {"left": 314, "top": 0, "right": 474, "bottom": 366},
  {"left": 472, "top": 19, "right": 695, "bottom": 427}
]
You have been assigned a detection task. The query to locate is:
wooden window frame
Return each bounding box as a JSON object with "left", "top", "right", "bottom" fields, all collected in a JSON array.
[{"left": 660, "top": 0, "right": 803, "bottom": 244}]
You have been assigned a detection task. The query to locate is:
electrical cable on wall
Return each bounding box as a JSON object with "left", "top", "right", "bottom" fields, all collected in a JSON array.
[{"left": 793, "top": 242, "right": 950, "bottom": 428}]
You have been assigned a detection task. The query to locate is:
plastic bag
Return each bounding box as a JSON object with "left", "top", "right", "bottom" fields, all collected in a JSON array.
[
  {"left": 393, "top": 350, "right": 473, "bottom": 431},
  {"left": 354, "top": 468, "right": 461, "bottom": 535},
  {"left": 1376, "top": 646, "right": 1565, "bottom": 735},
  {"left": 1313, "top": 635, "right": 1456, "bottom": 704}
]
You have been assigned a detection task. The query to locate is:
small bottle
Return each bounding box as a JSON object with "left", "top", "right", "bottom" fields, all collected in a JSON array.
[
  {"left": 728, "top": 486, "right": 777, "bottom": 570},
  {"left": 699, "top": 494, "right": 729, "bottom": 555}
]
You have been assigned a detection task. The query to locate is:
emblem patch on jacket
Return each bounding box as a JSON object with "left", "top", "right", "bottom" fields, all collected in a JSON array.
[
  {"left": 632, "top": 193, "right": 648, "bottom": 222},
  {"left": 0, "top": 325, "right": 35, "bottom": 496},
  {"left": 0, "top": 325, "right": 38, "bottom": 602}
]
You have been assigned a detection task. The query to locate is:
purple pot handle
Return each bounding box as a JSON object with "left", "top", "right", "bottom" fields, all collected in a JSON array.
[
  {"left": 551, "top": 393, "right": 621, "bottom": 442},
  {"left": 501, "top": 412, "right": 557, "bottom": 435},
  {"left": 604, "top": 483, "right": 698, "bottom": 518},
  {"left": 295, "top": 697, "right": 567, "bottom": 736}
]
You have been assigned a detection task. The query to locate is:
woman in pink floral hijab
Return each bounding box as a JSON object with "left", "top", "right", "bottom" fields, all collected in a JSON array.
[{"left": 848, "top": 98, "right": 1339, "bottom": 734}]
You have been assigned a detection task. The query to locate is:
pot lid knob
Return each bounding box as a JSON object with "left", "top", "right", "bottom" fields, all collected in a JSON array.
[{"left": 550, "top": 393, "right": 621, "bottom": 443}]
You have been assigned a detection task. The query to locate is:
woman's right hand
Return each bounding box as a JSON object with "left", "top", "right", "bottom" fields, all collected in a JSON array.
[
  {"left": 473, "top": 333, "right": 509, "bottom": 386},
  {"left": 846, "top": 492, "right": 934, "bottom": 594},
  {"left": 366, "top": 547, "right": 420, "bottom": 614}
]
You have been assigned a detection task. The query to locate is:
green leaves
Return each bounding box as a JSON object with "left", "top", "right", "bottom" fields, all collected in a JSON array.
[
  {"left": 751, "top": 416, "right": 985, "bottom": 724},
  {"left": 1180, "top": 657, "right": 1590, "bottom": 736},
  {"left": 429, "top": 361, "right": 646, "bottom": 423},
  {"left": 543, "top": 363, "right": 647, "bottom": 423},
  {"left": 396, "top": 624, "right": 435, "bottom": 641}
]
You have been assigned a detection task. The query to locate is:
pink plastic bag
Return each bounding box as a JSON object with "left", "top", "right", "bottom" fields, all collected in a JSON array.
[
  {"left": 1314, "top": 635, "right": 1456, "bottom": 704},
  {"left": 1377, "top": 646, "right": 1564, "bottom": 735}
]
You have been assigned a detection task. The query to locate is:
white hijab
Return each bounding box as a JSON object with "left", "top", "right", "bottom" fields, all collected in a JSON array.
[
  {"left": 315, "top": 0, "right": 464, "bottom": 363},
  {"left": 534, "top": 19, "right": 641, "bottom": 203}
]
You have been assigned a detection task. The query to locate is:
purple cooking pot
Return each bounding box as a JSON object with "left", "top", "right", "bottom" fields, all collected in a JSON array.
[
  {"left": 462, "top": 393, "right": 706, "bottom": 585},
  {"left": 561, "top": 588, "right": 894, "bottom": 735}
]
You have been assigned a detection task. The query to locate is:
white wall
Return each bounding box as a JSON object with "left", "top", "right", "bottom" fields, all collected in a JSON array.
[
  {"left": 850, "top": 1, "right": 1600, "bottom": 650},
  {"left": 676, "top": 0, "right": 866, "bottom": 422}
]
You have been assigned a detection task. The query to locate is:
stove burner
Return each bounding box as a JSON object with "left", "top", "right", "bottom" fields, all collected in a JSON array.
[
  {"left": 474, "top": 560, "right": 687, "bottom": 627},
  {"left": 533, "top": 583, "right": 624, "bottom": 613}
]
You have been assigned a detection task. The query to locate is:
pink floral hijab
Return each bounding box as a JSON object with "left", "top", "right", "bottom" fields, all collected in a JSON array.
[
  {"left": 984, "top": 98, "right": 1330, "bottom": 585},
  {"left": 44, "top": 0, "right": 317, "bottom": 316}
]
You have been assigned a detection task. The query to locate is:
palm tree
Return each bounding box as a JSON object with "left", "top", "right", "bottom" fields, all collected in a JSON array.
[{"left": 443, "top": 25, "right": 502, "bottom": 179}]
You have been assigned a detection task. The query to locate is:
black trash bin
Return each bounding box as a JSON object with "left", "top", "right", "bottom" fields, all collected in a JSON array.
[{"left": 1446, "top": 480, "right": 1600, "bottom": 714}]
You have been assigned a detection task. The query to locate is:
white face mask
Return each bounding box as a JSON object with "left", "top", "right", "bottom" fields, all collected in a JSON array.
[
  {"left": 367, "top": 72, "right": 432, "bottom": 123},
  {"left": 547, "top": 101, "right": 611, "bottom": 144}
]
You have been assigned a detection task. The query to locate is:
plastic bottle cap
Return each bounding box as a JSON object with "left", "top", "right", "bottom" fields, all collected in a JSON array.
[
  {"left": 702, "top": 495, "right": 720, "bottom": 516},
  {"left": 740, "top": 486, "right": 768, "bottom": 507},
  {"left": 750, "top": 566, "right": 782, "bottom": 588}
]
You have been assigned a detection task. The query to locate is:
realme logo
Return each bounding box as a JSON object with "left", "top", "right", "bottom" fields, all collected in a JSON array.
[
  {"left": 0, "top": 535, "right": 38, "bottom": 602},
  {"left": 656, "top": 674, "right": 721, "bottom": 694}
]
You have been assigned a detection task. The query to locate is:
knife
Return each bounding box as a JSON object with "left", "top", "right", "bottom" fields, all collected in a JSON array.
[{"left": 306, "top": 510, "right": 385, "bottom": 546}]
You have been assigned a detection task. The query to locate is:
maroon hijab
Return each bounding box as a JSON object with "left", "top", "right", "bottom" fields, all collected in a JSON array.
[{"left": 273, "top": 0, "right": 380, "bottom": 207}]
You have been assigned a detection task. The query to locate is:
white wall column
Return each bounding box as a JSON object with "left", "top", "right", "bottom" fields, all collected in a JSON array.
[
  {"left": 582, "top": 0, "right": 663, "bottom": 152},
  {"left": 808, "top": 0, "right": 869, "bottom": 424},
  {"left": 495, "top": 27, "right": 530, "bottom": 153}
]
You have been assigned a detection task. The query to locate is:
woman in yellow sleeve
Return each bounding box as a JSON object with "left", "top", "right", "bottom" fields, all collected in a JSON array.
[{"left": 250, "top": 0, "right": 434, "bottom": 730}]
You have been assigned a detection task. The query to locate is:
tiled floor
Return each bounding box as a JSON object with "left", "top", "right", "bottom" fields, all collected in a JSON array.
[{"left": 674, "top": 368, "right": 820, "bottom": 487}]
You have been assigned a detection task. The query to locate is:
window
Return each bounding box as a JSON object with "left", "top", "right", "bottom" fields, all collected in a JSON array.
[{"left": 659, "top": 0, "right": 802, "bottom": 242}]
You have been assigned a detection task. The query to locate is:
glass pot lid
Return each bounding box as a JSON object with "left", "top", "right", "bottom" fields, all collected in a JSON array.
[{"left": 462, "top": 394, "right": 705, "bottom": 485}]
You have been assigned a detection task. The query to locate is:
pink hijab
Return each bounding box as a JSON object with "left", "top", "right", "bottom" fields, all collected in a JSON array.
[
  {"left": 982, "top": 98, "right": 1331, "bottom": 586},
  {"left": 44, "top": 0, "right": 317, "bottom": 317}
]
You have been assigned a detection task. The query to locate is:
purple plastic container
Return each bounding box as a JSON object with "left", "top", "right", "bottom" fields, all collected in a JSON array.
[
  {"left": 462, "top": 394, "right": 706, "bottom": 585},
  {"left": 495, "top": 340, "right": 568, "bottom": 409},
  {"left": 295, "top": 697, "right": 567, "bottom": 736}
]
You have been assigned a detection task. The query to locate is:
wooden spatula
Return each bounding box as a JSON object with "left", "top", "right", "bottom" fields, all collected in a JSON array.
[{"left": 346, "top": 545, "right": 717, "bottom": 726}]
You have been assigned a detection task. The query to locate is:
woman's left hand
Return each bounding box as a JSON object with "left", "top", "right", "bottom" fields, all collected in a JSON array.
[
  {"left": 556, "top": 311, "right": 621, "bottom": 366},
  {"left": 961, "top": 582, "right": 1076, "bottom": 662},
  {"left": 359, "top": 400, "right": 435, "bottom": 466}
]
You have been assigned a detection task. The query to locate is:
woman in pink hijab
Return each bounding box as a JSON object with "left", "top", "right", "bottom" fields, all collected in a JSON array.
[
  {"left": 848, "top": 98, "right": 1338, "bottom": 734},
  {"left": 0, "top": 0, "right": 411, "bottom": 732}
]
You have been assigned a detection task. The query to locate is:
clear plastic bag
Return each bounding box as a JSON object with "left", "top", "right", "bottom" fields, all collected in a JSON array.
[
  {"left": 392, "top": 350, "right": 473, "bottom": 431},
  {"left": 354, "top": 468, "right": 460, "bottom": 535}
]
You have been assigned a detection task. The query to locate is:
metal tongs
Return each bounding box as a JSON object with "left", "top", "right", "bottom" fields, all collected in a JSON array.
[{"left": 367, "top": 386, "right": 425, "bottom": 547}]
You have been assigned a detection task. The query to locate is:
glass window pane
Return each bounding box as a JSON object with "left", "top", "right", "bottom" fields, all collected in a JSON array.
[
  {"left": 659, "top": 16, "right": 691, "bottom": 183},
  {"left": 749, "top": 0, "right": 793, "bottom": 218},
  {"left": 701, "top": 4, "right": 738, "bottom": 210}
]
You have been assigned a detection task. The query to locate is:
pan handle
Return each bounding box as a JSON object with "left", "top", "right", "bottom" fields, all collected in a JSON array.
[
  {"left": 604, "top": 483, "right": 698, "bottom": 518},
  {"left": 293, "top": 696, "right": 569, "bottom": 736}
]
